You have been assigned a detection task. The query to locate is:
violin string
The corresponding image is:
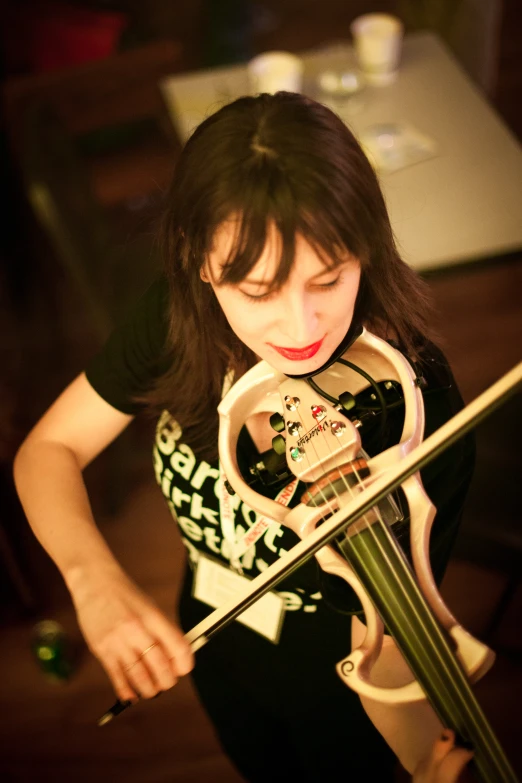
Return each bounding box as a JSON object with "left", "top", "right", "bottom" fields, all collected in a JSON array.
[
  {"left": 346, "top": 459, "right": 481, "bottom": 733},
  {"left": 347, "top": 455, "right": 501, "bottom": 778},
  {"left": 315, "top": 408, "right": 500, "bottom": 772},
  {"left": 346, "top": 400, "right": 506, "bottom": 774},
  {"left": 290, "top": 399, "right": 464, "bottom": 728},
  {"left": 290, "top": 403, "right": 344, "bottom": 517},
  {"left": 324, "top": 392, "right": 498, "bottom": 767},
  {"left": 279, "top": 371, "right": 509, "bottom": 777},
  {"left": 289, "top": 391, "right": 384, "bottom": 535},
  {"left": 300, "top": 400, "right": 454, "bottom": 686},
  {"left": 294, "top": 378, "right": 499, "bottom": 770}
]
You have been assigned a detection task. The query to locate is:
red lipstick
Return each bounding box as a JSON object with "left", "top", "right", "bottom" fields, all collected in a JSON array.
[{"left": 268, "top": 338, "right": 324, "bottom": 361}]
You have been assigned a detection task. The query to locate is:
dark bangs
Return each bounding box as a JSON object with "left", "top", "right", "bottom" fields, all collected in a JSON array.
[
  {"left": 144, "top": 92, "right": 435, "bottom": 460},
  {"left": 216, "top": 207, "right": 363, "bottom": 292},
  {"left": 171, "top": 92, "right": 378, "bottom": 291}
]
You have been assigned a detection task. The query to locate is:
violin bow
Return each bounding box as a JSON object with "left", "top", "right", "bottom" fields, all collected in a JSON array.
[
  {"left": 99, "top": 359, "right": 520, "bottom": 783},
  {"left": 186, "top": 362, "right": 521, "bottom": 651},
  {"left": 184, "top": 360, "right": 521, "bottom": 783}
]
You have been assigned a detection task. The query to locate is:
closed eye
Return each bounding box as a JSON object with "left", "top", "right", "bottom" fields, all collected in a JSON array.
[
  {"left": 239, "top": 275, "right": 342, "bottom": 303},
  {"left": 239, "top": 289, "right": 275, "bottom": 302},
  {"left": 317, "top": 276, "right": 342, "bottom": 289}
]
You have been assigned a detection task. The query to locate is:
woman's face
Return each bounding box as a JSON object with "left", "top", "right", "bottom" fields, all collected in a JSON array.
[{"left": 204, "top": 221, "right": 361, "bottom": 375}]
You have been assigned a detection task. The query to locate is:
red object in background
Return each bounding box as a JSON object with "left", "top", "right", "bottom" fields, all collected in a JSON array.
[{"left": 2, "top": 2, "right": 128, "bottom": 74}]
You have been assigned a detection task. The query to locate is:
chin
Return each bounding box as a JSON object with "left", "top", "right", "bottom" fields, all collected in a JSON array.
[{"left": 272, "top": 352, "right": 327, "bottom": 376}]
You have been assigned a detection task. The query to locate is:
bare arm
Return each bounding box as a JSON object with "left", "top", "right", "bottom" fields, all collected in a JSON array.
[
  {"left": 14, "top": 373, "right": 133, "bottom": 590},
  {"left": 14, "top": 373, "right": 193, "bottom": 700}
]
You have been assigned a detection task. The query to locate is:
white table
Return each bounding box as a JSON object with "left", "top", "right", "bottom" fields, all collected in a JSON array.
[{"left": 160, "top": 33, "right": 522, "bottom": 272}]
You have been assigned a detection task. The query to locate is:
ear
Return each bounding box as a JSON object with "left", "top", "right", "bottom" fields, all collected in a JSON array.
[{"left": 200, "top": 264, "right": 211, "bottom": 283}]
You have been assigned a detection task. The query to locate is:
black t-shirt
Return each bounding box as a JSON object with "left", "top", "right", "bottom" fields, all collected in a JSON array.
[
  {"left": 85, "top": 277, "right": 476, "bottom": 775},
  {"left": 85, "top": 276, "right": 475, "bottom": 630}
]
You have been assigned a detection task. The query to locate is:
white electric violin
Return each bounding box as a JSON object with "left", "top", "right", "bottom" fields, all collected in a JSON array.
[
  {"left": 183, "top": 329, "right": 520, "bottom": 783},
  {"left": 98, "top": 328, "right": 520, "bottom": 781}
]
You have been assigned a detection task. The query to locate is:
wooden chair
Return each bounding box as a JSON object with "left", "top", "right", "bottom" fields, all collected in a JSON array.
[
  {"left": 2, "top": 38, "right": 185, "bottom": 209},
  {"left": 21, "top": 100, "right": 117, "bottom": 340},
  {"left": 2, "top": 42, "right": 187, "bottom": 516},
  {"left": 18, "top": 97, "right": 171, "bottom": 336},
  {"left": 3, "top": 40, "right": 187, "bottom": 338},
  {"left": 2, "top": 39, "right": 184, "bottom": 145}
]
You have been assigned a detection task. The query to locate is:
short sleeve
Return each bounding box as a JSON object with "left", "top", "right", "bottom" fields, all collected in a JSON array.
[{"left": 85, "top": 278, "right": 170, "bottom": 414}]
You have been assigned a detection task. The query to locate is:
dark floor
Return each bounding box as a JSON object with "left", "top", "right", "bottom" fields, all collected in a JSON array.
[{"left": 1, "top": 3, "right": 522, "bottom": 782}]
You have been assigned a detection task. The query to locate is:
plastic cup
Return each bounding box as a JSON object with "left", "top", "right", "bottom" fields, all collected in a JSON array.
[
  {"left": 350, "top": 14, "right": 404, "bottom": 86},
  {"left": 247, "top": 51, "right": 304, "bottom": 94}
]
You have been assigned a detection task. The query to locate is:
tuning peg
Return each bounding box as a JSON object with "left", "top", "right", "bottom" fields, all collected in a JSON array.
[
  {"left": 287, "top": 421, "right": 302, "bottom": 437},
  {"left": 224, "top": 479, "right": 236, "bottom": 495},
  {"left": 338, "top": 391, "right": 356, "bottom": 411},
  {"left": 272, "top": 434, "right": 286, "bottom": 455},
  {"left": 270, "top": 413, "right": 285, "bottom": 432}
]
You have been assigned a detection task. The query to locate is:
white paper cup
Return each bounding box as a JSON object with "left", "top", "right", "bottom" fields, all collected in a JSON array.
[
  {"left": 247, "top": 51, "right": 304, "bottom": 94},
  {"left": 350, "top": 14, "right": 403, "bottom": 86}
]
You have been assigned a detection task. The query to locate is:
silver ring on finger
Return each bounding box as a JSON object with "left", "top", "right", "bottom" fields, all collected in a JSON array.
[{"left": 139, "top": 642, "right": 158, "bottom": 658}]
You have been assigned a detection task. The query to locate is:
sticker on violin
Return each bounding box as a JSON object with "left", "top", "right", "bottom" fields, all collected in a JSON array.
[{"left": 193, "top": 553, "right": 285, "bottom": 644}]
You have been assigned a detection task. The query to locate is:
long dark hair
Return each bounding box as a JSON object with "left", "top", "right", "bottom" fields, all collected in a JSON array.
[{"left": 143, "top": 92, "right": 434, "bottom": 459}]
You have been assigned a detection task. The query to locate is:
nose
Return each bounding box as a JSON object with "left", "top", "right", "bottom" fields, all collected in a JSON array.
[{"left": 278, "top": 289, "right": 319, "bottom": 345}]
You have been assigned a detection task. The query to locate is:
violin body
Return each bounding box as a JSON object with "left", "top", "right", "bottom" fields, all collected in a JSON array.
[
  {"left": 215, "top": 329, "right": 517, "bottom": 782},
  {"left": 219, "top": 329, "right": 492, "bottom": 699}
]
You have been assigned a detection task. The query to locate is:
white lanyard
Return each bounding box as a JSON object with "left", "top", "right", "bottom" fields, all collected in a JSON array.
[{"left": 218, "top": 469, "right": 298, "bottom": 572}]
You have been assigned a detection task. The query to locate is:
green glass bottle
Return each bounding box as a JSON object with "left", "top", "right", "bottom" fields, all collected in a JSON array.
[{"left": 32, "top": 620, "right": 75, "bottom": 682}]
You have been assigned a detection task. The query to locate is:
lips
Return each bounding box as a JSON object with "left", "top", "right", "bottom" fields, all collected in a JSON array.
[{"left": 268, "top": 338, "right": 324, "bottom": 361}]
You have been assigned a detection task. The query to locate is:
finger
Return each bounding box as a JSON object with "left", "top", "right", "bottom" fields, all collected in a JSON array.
[
  {"left": 437, "top": 748, "right": 474, "bottom": 783},
  {"left": 431, "top": 730, "right": 457, "bottom": 764},
  {"left": 100, "top": 657, "right": 140, "bottom": 703},
  {"left": 117, "top": 623, "right": 175, "bottom": 696},
  {"left": 145, "top": 613, "right": 194, "bottom": 677},
  {"left": 124, "top": 659, "right": 160, "bottom": 699},
  {"left": 121, "top": 649, "right": 161, "bottom": 699},
  {"left": 135, "top": 643, "right": 178, "bottom": 691}
]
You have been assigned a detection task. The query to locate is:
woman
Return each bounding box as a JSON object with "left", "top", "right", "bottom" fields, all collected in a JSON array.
[{"left": 14, "top": 93, "right": 475, "bottom": 781}]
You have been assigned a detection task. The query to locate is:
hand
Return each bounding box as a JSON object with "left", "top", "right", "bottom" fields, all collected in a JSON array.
[
  {"left": 70, "top": 569, "right": 194, "bottom": 702},
  {"left": 413, "top": 730, "right": 474, "bottom": 783}
]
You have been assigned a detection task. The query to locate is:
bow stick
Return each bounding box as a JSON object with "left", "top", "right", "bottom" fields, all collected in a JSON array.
[
  {"left": 99, "top": 360, "right": 521, "bottom": 783},
  {"left": 185, "top": 362, "right": 521, "bottom": 651}
]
